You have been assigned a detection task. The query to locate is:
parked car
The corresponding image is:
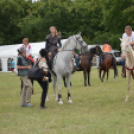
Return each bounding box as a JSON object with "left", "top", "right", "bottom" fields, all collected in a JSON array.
[{"left": 110, "top": 50, "right": 122, "bottom": 65}]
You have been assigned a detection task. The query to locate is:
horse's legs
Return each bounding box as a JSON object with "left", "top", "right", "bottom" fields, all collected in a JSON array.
[
  {"left": 125, "top": 70, "right": 131, "bottom": 102},
  {"left": 83, "top": 69, "right": 87, "bottom": 86},
  {"left": 57, "top": 76, "right": 63, "bottom": 104},
  {"left": 53, "top": 77, "right": 58, "bottom": 101},
  {"left": 88, "top": 68, "right": 91, "bottom": 86},
  {"left": 114, "top": 69, "right": 117, "bottom": 82},
  {"left": 99, "top": 69, "right": 102, "bottom": 81},
  {"left": 67, "top": 74, "right": 73, "bottom": 103},
  {"left": 106, "top": 70, "right": 109, "bottom": 82},
  {"left": 63, "top": 77, "right": 67, "bottom": 87},
  {"left": 101, "top": 70, "right": 106, "bottom": 82}
]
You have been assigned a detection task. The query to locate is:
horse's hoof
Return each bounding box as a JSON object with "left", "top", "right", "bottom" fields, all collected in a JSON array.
[
  {"left": 68, "top": 100, "right": 73, "bottom": 104},
  {"left": 114, "top": 79, "right": 117, "bottom": 82},
  {"left": 88, "top": 84, "right": 91, "bottom": 87},
  {"left": 55, "top": 97, "right": 58, "bottom": 101},
  {"left": 59, "top": 101, "right": 63, "bottom": 105},
  {"left": 125, "top": 99, "right": 128, "bottom": 102},
  {"left": 84, "top": 84, "right": 87, "bottom": 87},
  {"left": 46, "top": 98, "right": 49, "bottom": 102}
]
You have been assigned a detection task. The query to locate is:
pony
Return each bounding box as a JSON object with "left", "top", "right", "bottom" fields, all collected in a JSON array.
[
  {"left": 51, "top": 33, "right": 88, "bottom": 104},
  {"left": 99, "top": 53, "right": 118, "bottom": 82},
  {"left": 78, "top": 46, "right": 103, "bottom": 86},
  {"left": 120, "top": 38, "right": 134, "bottom": 102},
  {"left": 63, "top": 46, "right": 103, "bottom": 87}
]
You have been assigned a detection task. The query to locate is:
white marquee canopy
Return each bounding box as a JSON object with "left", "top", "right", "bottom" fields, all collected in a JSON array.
[{"left": 0, "top": 39, "right": 99, "bottom": 72}]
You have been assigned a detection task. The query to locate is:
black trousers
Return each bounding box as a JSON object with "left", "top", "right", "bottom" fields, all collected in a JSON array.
[{"left": 37, "top": 79, "right": 48, "bottom": 107}]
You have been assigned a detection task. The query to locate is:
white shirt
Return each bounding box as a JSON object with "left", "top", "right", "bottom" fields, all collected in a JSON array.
[
  {"left": 23, "top": 44, "right": 32, "bottom": 56},
  {"left": 122, "top": 31, "right": 134, "bottom": 43}
]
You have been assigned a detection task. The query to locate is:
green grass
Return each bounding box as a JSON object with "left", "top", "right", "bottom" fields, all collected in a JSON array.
[{"left": 1, "top": 66, "right": 134, "bottom": 134}]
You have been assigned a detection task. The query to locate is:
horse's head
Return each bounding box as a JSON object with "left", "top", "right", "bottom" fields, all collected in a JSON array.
[
  {"left": 96, "top": 45, "right": 103, "bottom": 56},
  {"left": 120, "top": 38, "right": 131, "bottom": 59},
  {"left": 74, "top": 33, "right": 88, "bottom": 53}
]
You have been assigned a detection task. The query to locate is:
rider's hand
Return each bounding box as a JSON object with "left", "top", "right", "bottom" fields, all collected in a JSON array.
[
  {"left": 58, "top": 48, "right": 61, "bottom": 51},
  {"left": 48, "top": 52, "right": 51, "bottom": 57},
  {"left": 75, "top": 54, "right": 78, "bottom": 57}
]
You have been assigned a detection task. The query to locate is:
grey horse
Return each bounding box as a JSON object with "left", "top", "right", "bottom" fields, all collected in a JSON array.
[{"left": 50, "top": 33, "right": 88, "bottom": 104}]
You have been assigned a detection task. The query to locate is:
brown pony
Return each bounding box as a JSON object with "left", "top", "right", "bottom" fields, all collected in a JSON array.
[
  {"left": 99, "top": 54, "right": 118, "bottom": 82},
  {"left": 64, "top": 46, "right": 103, "bottom": 87}
]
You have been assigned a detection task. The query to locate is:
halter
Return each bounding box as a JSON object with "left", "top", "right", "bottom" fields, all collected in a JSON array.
[
  {"left": 121, "top": 50, "right": 128, "bottom": 52},
  {"left": 59, "top": 35, "right": 86, "bottom": 52}
]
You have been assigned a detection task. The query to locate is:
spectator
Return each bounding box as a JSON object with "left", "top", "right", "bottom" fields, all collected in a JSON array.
[
  {"left": 17, "top": 46, "right": 33, "bottom": 107},
  {"left": 11, "top": 58, "right": 17, "bottom": 75}
]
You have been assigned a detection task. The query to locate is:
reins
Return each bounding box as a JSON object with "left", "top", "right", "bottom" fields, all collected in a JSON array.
[
  {"left": 53, "top": 35, "right": 84, "bottom": 65},
  {"left": 125, "top": 66, "right": 134, "bottom": 79}
]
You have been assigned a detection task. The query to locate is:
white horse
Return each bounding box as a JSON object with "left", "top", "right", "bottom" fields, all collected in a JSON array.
[
  {"left": 120, "top": 38, "right": 134, "bottom": 102},
  {"left": 48, "top": 33, "right": 88, "bottom": 104}
]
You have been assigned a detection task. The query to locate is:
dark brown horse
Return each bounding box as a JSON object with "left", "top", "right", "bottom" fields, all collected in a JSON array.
[
  {"left": 99, "top": 54, "right": 118, "bottom": 82},
  {"left": 63, "top": 46, "right": 103, "bottom": 87}
]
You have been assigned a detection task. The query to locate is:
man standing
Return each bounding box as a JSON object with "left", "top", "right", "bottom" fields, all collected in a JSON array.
[
  {"left": 17, "top": 46, "right": 33, "bottom": 107},
  {"left": 121, "top": 26, "right": 134, "bottom": 77},
  {"left": 98, "top": 40, "right": 112, "bottom": 68}
]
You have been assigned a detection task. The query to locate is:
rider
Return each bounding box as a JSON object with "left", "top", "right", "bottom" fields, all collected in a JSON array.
[
  {"left": 73, "top": 49, "right": 81, "bottom": 70},
  {"left": 121, "top": 25, "right": 134, "bottom": 77},
  {"left": 98, "top": 40, "right": 112, "bottom": 68},
  {"left": 45, "top": 26, "right": 62, "bottom": 70}
]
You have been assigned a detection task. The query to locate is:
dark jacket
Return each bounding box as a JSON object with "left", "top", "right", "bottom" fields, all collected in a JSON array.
[{"left": 45, "top": 34, "right": 62, "bottom": 56}]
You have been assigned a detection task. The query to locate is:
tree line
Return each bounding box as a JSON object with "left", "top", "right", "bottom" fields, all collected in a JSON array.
[{"left": 0, "top": 0, "right": 134, "bottom": 50}]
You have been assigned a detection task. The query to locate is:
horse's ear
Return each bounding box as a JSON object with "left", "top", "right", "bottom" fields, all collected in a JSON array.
[
  {"left": 78, "top": 32, "right": 81, "bottom": 35},
  {"left": 119, "top": 38, "right": 122, "bottom": 42},
  {"left": 126, "top": 37, "right": 131, "bottom": 42}
]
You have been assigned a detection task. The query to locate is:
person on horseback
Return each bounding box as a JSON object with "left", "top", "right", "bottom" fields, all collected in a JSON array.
[
  {"left": 98, "top": 40, "right": 112, "bottom": 69},
  {"left": 121, "top": 26, "right": 134, "bottom": 77},
  {"left": 45, "top": 26, "right": 62, "bottom": 70},
  {"left": 73, "top": 49, "right": 81, "bottom": 70}
]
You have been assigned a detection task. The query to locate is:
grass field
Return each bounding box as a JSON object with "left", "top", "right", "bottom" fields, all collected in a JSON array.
[{"left": 1, "top": 66, "right": 134, "bottom": 134}]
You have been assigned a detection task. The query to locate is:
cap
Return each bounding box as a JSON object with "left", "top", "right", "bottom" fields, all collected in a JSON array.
[{"left": 18, "top": 46, "right": 26, "bottom": 53}]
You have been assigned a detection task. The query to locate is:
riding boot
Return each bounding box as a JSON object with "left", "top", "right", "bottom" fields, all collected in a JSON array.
[
  {"left": 49, "top": 56, "right": 54, "bottom": 70},
  {"left": 121, "top": 67, "right": 126, "bottom": 78},
  {"left": 98, "top": 63, "right": 101, "bottom": 69}
]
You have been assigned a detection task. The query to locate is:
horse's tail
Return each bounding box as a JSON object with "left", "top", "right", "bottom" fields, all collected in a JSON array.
[{"left": 112, "top": 57, "right": 118, "bottom": 77}]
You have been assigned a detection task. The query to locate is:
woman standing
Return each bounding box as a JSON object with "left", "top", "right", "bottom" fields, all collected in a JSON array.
[
  {"left": 37, "top": 49, "right": 51, "bottom": 109},
  {"left": 45, "top": 26, "right": 62, "bottom": 70},
  {"left": 22, "top": 38, "right": 35, "bottom": 65}
]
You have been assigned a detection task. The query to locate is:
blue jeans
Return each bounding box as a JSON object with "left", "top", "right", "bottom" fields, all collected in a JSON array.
[
  {"left": 99, "top": 52, "right": 109, "bottom": 64},
  {"left": 74, "top": 53, "right": 81, "bottom": 68},
  {"left": 121, "top": 59, "right": 125, "bottom": 72}
]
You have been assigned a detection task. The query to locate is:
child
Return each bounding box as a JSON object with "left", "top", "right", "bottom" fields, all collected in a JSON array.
[
  {"left": 11, "top": 59, "right": 17, "bottom": 75},
  {"left": 22, "top": 38, "right": 35, "bottom": 65}
]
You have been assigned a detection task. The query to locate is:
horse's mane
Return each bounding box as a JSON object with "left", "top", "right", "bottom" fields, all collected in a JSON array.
[
  {"left": 60, "top": 37, "right": 71, "bottom": 51},
  {"left": 88, "top": 46, "right": 96, "bottom": 54}
]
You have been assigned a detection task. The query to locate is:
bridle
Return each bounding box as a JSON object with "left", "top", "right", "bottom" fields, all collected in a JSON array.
[
  {"left": 121, "top": 50, "right": 128, "bottom": 52},
  {"left": 121, "top": 49, "right": 134, "bottom": 78}
]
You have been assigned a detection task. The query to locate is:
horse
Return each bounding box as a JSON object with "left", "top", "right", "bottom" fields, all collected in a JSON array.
[
  {"left": 63, "top": 46, "right": 103, "bottom": 87},
  {"left": 120, "top": 38, "right": 134, "bottom": 102},
  {"left": 99, "top": 53, "right": 118, "bottom": 82},
  {"left": 51, "top": 33, "right": 88, "bottom": 104}
]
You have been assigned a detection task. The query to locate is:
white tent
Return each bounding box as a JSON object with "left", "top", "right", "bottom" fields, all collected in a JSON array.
[
  {"left": 0, "top": 39, "right": 67, "bottom": 72},
  {"left": 0, "top": 40, "right": 99, "bottom": 72}
]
